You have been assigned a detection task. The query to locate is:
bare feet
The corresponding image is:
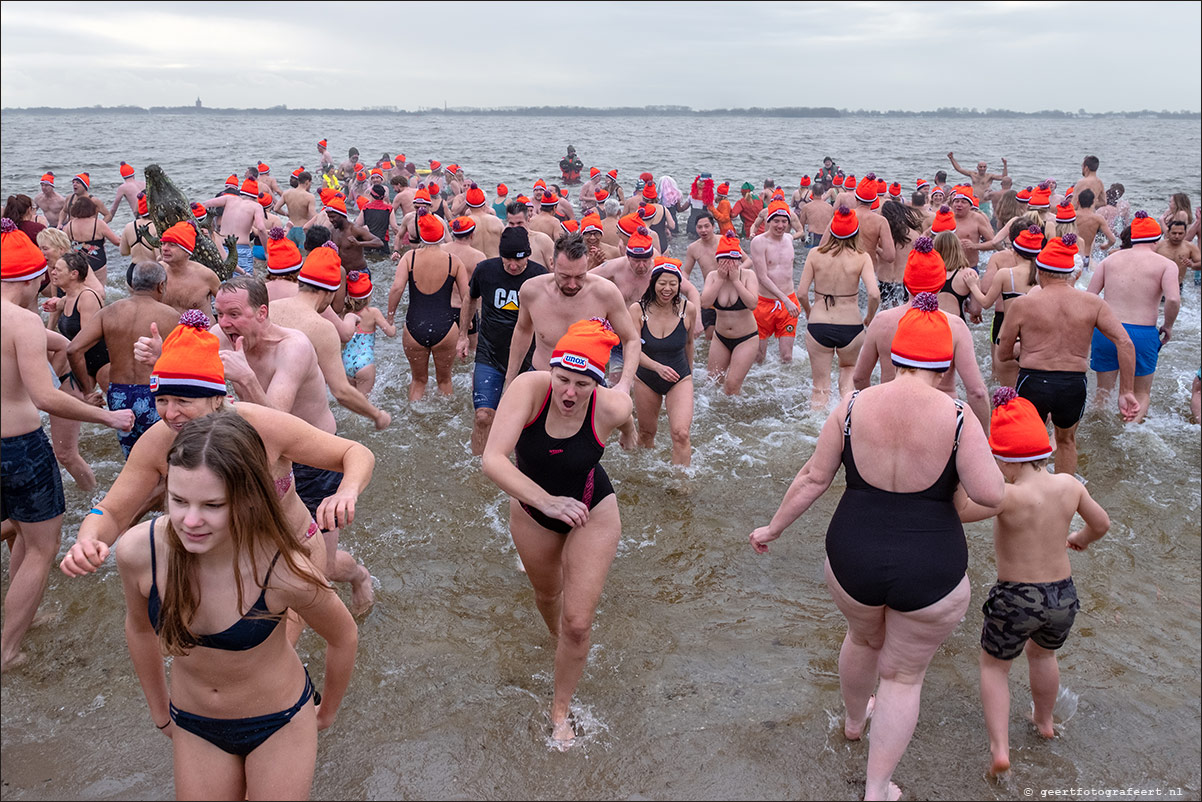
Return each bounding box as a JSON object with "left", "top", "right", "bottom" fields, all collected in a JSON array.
[
  {"left": 887, "top": 782, "right": 901, "bottom": 801},
  {"left": 551, "top": 716, "right": 575, "bottom": 750},
  {"left": 845, "top": 694, "right": 875, "bottom": 741},
  {"left": 988, "top": 753, "right": 1011, "bottom": 777},
  {"left": 0, "top": 650, "right": 29, "bottom": 673},
  {"left": 1027, "top": 708, "right": 1056, "bottom": 739},
  {"left": 349, "top": 565, "right": 375, "bottom": 616}
]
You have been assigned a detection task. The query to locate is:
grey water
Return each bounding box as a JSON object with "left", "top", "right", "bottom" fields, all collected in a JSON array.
[{"left": 1, "top": 112, "right": 1199, "bottom": 800}]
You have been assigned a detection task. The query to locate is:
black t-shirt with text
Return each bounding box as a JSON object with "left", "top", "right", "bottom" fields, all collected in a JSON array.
[{"left": 469, "top": 257, "right": 548, "bottom": 371}]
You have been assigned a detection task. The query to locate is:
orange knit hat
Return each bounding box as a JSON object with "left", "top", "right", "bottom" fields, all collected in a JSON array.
[
  {"left": 988, "top": 387, "right": 1052, "bottom": 462},
  {"left": 594, "top": 189, "right": 610, "bottom": 204},
  {"left": 888, "top": 182, "right": 902, "bottom": 198},
  {"left": 830, "top": 205, "right": 859, "bottom": 239},
  {"left": 638, "top": 203, "right": 659, "bottom": 221},
  {"left": 324, "top": 195, "right": 348, "bottom": 217},
  {"left": 642, "top": 182, "right": 657, "bottom": 200},
  {"left": 318, "top": 187, "right": 342, "bottom": 205},
  {"left": 258, "top": 192, "right": 273, "bottom": 209},
  {"left": 39, "top": 172, "right": 55, "bottom": 186},
  {"left": 716, "top": 230, "right": 743, "bottom": 259},
  {"left": 225, "top": 173, "right": 239, "bottom": 188},
  {"left": 1015, "top": 187, "right": 1032, "bottom": 205},
  {"left": 931, "top": 205, "right": 956, "bottom": 233},
  {"left": 161, "top": 221, "right": 197, "bottom": 253},
  {"left": 626, "top": 225, "right": 655, "bottom": 257},
  {"left": 766, "top": 200, "right": 791, "bottom": 221},
  {"left": 265, "top": 227, "right": 302, "bottom": 274},
  {"left": 73, "top": 172, "right": 90, "bottom": 189},
  {"left": 799, "top": 175, "right": 812, "bottom": 188},
  {"left": 413, "top": 188, "right": 432, "bottom": 206},
  {"left": 150, "top": 310, "right": 226, "bottom": 398},
  {"left": 1012, "top": 225, "right": 1045, "bottom": 257},
  {"left": 240, "top": 178, "right": 259, "bottom": 198},
  {"left": 450, "top": 216, "right": 476, "bottom": 237},
  {"left": 716, "top": 182, "right": 730, "bottom": 197},
  {"left": 540, "top": 192, "right": 559, "bottom": 208},
  {"left": 257, "top": 162, "right": 270, "bottom": 175},
  {"left": 417, "top": 211, "right": 445, "bottom": 244},
  {"left": 299, "top": 242, "right": 343, "bottom": 290},
  {"left": 346, "top": 270, "right": 373, "bottom": 300},
  {"left": 580, "top": 213, "right": 604, "bottom": 234},
  {"left": 617, "top": 213, "right": 640, "bottom": 237},
  {"left": 1027, "top": 184, "right": 1051, "bottom": 209},
  {"left": 0, "top": 219, "right": 48, "bottom": 281},
  {"left": 119, "top": 161, "right": 135, "bottom": 179},
  {"left": 496, "top": 183, "right": 509, "bottom": 197},
  {"left": 560, "top": 219, "right": 580, "bottom": 235},
  {"left": 890, "top": 292, "right": 952, "bottom": 370},
  {"left": 903, "top": 236, "right": 946, "bottom": 295},
  {"left": 465, "top": 183, "right": 487, "bottom": 207},
  {"left": 1035, "top": 234, "right": 1079, "bottom": 273},
  {"left": 137, "top": 191, "right": 149, "bottom": 217},
  {"left": 1054, "top": 202, "right": 1076, "bottom": 224},
  {"left": 190, "top": 202, "right": 207, "bottom": 219},
  {"left": 1130, "top": 210, "right": 1162, "bottom": 243},
  {"left": 550, "top": 318, "right": 620, "bottom": 383}
]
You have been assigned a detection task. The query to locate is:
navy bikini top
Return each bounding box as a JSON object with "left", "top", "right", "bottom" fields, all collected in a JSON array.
[{"left": 146, "top": 517, "right": 282, "bottom": 651}]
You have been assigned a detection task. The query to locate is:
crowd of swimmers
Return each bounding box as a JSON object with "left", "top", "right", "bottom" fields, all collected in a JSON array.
[{"left": 2, "top": 140, "right": 1200, "bottom": 800}]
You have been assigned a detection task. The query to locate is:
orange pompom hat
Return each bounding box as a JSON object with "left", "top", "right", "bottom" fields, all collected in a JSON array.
[
  {"left": 830, "top": 205, "right": 859, "bottom": 239},
  {"left": 580, "top": 213, "right": 604, "bottom": 235},
  {"left": 1015, "top": 187, "right": 1032, "bottom": 205},
  {"left": 1054, "top": 202, "right": 1076, "bottom": 224},
  {"left": 625, "top": 225, "right": 655, "bottom": 258},
  {"left": 594, "top": 189, "right": 610, "bottom": 204},
  {"left": 73, "top": 172, "right": 91, "bottom": 189},
  {"left": 265, "top": 227, "right": 303, "bottom": 274},
  {"left": 324, "top": 195, "right": 348, "bottom": 217},
  {"left": 903, "top": 236, "right": 946, "bottom": 295},
  {"left": 150, "top": 310, "right": 226, "bottom": 398},
  {"left": 137, "top": 192, "right": 149, "bottom": 217},
  {"left": 855, "top": 175, "right": 878, "bottom": 203},
  {"left": 1012, "top": 225, "right": 1045, "bottom": 257},
  {"left": 450, "top": 216, "right": 476, "bottom": 237},
  {"left": 496, "top": 183, "right": 509, "bottom": 197},
  {"left": 1027, "top": 184, "right": 1051, "bottom": 210},
  {"left": 119, "top": 161, "right": 135, "bottom": 179},
  {"left": 560, "top": 219, "right": 580, "bottom": 235},
  {"left": 0, "top": 219, "right": 48, "bottom": 282},
  {"left": 299, "top": 242, "right": 343, "bottom": 291},
  {"left": 346, "top": 270, "right": 373, "bottom": 300},
  {"left": 225, "top": 173, "right": 239, "bottom": 188},
  {"left": 931, "top": 205, "right": 956, "bottom": 233},
  {"left": 550, "top": 318, "right": 621, "bottom": 384},
  {"left": 766, "top": 199, "right": 791, "bottom": 221},
  {"left": 716, "top": 230, "right": 743, "bottom": 259},
  {"left": 1130, "top": 210, "right": 1162, "bottom": 243},
  {"left": 642, "top": 182, "right": 657, "bottom": 201},
  {"left": 988, "top": 387, "right": 1053, "bottom": 462},
  {"left": 161, "top": 221, "right": 197, "bottom": 254},
  {"left": 1035, "top": 234, "right": 1079, "bottom": 273},
  {"left": 39, "top": 172, "right": 55, "bottom": 186},
  {"left": 888, "top": 182, "right": 902, "bottom": 198},
  {"left": 412, "top": 188, "right": 432, "bottom": 206},
  {"left": 240, "top": 179, "right": 259, "bottom": 198},
  {"left": 799, "top": 175, "right": 812, "bottom": 188},
  {"left": 190, "top": 202, "right": 207, "bottom": 219},
  {"left": 465, "top": 184, "right": 487, "bottom": 208},
  {"left": 257, "top": 162, "right": 270, "bottom": 175},
  {"left": 540, "top": 192, "right": 559, "bottom": 208},
  {"left": 617, "top": 213, "right": 641, "bottom": 237},
  {"left": 417, "top": 211, "right": 445, "bottom": 244},
  {"left": 890, "top": 292, "right": 953, "bottom": 370}
]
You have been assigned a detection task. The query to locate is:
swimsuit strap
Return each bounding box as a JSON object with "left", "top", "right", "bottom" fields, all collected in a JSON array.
[
  {"left": 447, "top": 254, "right": 453, "bottom": 276},
  {"left": 952, "top": 400, "right": 965, "bottom": 452},
  {"left": 843, "top": 390, "right": 861, "bottom": 436},
  {"left": 1009, "top": 270, "right": 1017, "bottom": 293},
  {"left": 149, "top": 516, "right": 159, "bottom": 590}
]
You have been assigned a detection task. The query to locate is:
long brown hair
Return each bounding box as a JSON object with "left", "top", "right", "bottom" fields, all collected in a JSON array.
[
  {"left": 817, "top": 230, "right": 862, "bottom": 255},
  {"left": 933, "top": 231, "right": 970, "bottom": 273},
  {"left": 157, "top": 412, "right": 325, "bottom": 656}
]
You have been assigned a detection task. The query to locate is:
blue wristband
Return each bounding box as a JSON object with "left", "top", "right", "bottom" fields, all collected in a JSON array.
[{"left": 88, "top": 507, "right": 104, "bottom": 516}]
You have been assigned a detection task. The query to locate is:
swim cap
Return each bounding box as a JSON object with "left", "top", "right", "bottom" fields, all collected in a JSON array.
[{"left": 151, "top": 311, "right": 226, "bottom": 398}]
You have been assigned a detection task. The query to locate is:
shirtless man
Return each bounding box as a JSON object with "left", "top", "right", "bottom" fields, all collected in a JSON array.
[
  {"left": 464, "top": 184, "right": 504, "bottom": 258},
  {"left": 199, "top": 179, "right": 268, "bottom": 275},
  {"left": 998, "top": 235, "right": 1138, "bottom": 477},
  {"left": 61, "top": 173, "right": 111, "bottom": 224},
  {"left": 504, "top": 232, "right": 641, "bottom": 395},
  {"left": 795, "top": 192, "right": 835, "bottom": 248},
  {"left": 317, "top": 139, "right": 334, "bottom": 171},
  {"left": 391, "top": 176, "right": 416, "bottom": 219},
  {"left": 327, "top": 203, "right": 382, "bottom": 274},
  {"left": 852, "top": 242, "right": 990, "bottom": 429},
  {"left": 683, "top": 211, "right": 745, "bottom": 337},
  {"left": 157, "top": 222, "right": 221, "bottom": 322},
  {"left": 505, "top": 202, "right": 555, "bottom": 268},
  {"left": 948, "top": 153, "right": 1008, "bottom": 215},
  {"left": 1086, "top": 214, "right": 1181, "bottom": 422},
  {"left": 105, "top": 162, "right": 145, "bottom": 223},
  {"left": 819, "top": 179, "right": 896, "bottom": 279},
  {"left": 581, "top": 212, "right": 621, "bottom": 269},
  {"left": 592, "top": 226, "right": 702, "bottom": 332},
  {"left": 337, "top": 147, "right": 361, "bottom": 185},
  {"left": 750, "top": 202, "right": 801, "bottom": 363},
  {"left": 2, "top": 237, "right": 133, "bottom": 670},
  {"left": 528, "top": 194, "right": 564, "bottom": 241},
  {"left": 1073, "top": 189, "right": 1116, "bottom": 267},
  {"left": 119, "top": 192, "right": 159, "bottom": 265},
  {"left": 277, "top": 170, "right": 316, "bottom": 249},
  {"left": 1071, "top": 156, "right": 1104, "bottom": 210},
  {"left": 949, "top": 188, "right": 997, "bottom": 267},
  {"left": 66, "top": 261, "right": 180, "bottom": 457},
  {"left": 33, "top": 173, "right": 66, "bottom": 227},
  {"left": 256, "top": 162, "right": 282, "bottom": 198},
  {"left": 1157, "top": 220, "right": 1200, "bottom": 287}
]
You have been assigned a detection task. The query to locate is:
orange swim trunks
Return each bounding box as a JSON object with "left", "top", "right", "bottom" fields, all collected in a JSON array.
[{"left": 755, "top": 293, "right": 799, "bottom": 339}]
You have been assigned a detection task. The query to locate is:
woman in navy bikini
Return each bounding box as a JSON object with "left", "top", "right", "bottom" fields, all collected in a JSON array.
[{"left": 117, "top": 412, "right": 357, "bottom": 801}]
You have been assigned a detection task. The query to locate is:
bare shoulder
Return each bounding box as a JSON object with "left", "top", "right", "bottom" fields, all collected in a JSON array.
[
  {"left": 115, "top": 519, "right": 154, "bottom": 569},
  {"left": 597, "top": 385, "right": 634, "bottom": 422},
  {"left": 2, "top": 301, "right": 42, "bottom": 331}
]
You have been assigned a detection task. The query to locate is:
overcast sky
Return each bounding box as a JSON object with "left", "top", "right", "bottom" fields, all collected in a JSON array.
[{"left": 2, "top": 1, "right": 1198, "bottom": 113}]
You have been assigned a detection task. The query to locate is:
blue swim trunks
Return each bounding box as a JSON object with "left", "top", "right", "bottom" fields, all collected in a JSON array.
[
  {"left": 472, "top": 362, "right": 505, "bottom": 411},
  {"left": 252, "top": 244, "right": 266, "bottom": 261},
  {"left": 235, "top": 244, "right": 254, "bottom": 276},
  {"left": 107, "top": 382, "right": 160, "bottom": 458},
  {"left": 286, "top": 227, "right": 306, "bottom": 250},
  {"left": 1090, "top": 323, "right": 1160, "bottom": 377},
  {"left": 1, "top": 428, "right": 65, "bottom": 523}
]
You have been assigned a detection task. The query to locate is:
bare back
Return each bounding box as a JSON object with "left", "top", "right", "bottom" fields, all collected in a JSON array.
[
  {"left": 1003, "top": 284, "right": 1109, "bottom": 371},
  {"left": 1088, "top": 247, "right": 1179, "bottom": 326}
]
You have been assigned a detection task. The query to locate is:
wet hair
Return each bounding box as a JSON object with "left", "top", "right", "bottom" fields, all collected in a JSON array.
[
  {"left": 994, "top": 191, "right": 1020, "bottom": 226},
  {"left": 157, "top": 412, "right": 326, "bottom": 656},
  {"left": 505, "top": 200, "right": 527, "bottom": 218},
  {"left": 3, "top": 194, "right": 33, "bottom": 221},
  {"left": 1168, "top": 219, "right": 1188, "bottom": 231},
  {"left": 933, "top": 230, "right": 970, "bottom": 273},
  {"left": 1106, "top": 183, "right": 1124, "bottom": 206},
  {"left": 554, "top": 231, "right": 587, "bottom": 263},
  {"left": 390, "top": 176, "right": 408, "bottom": 188},
  {"left": 304, "top": 224, "right": 332, "bottom": 252},
  {"left": 70, "top": 195, "right": 96, "bottom": 218},
  {"left": 694, "top": 209, "right": 715, "bottom": 226},
  {"left": 130, "top": 260, "right": 167, "bottom": 292},
  {"left": 218, "top": 275, "right": 269, "bottom": 309},
  {"left": 639, "top": 268, "right": 682, "bottom": 316},
  {"left": 1083, "top": 155, "right": 1099, "bottom": 172},
  {"left": 1119, "top": 224, "right": 1132, "bottom": 249},
  {"left": 911, "top": 191, "right": 927, "bottom": 206},
  {"left": 935, "top": 171, "right": 947, "bottom": 182},
  {"left": 880, "top": 200, "right": 923, "bottom": 246},
  {"left": 61, "top": 250, "right": 90, "bottom": 281},
  {"left": 37, "top": 226, "right": 71, "bottom": 253},
  {"left": 1077, "top": 188, "right": 1095, "bottom": 209}
]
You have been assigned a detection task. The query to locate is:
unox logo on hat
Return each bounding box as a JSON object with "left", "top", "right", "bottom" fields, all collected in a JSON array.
[
  {"left": 149, "top": 375, "right": 159, "bottom": 392},
  {"left": 562, "top": 353, "right": 589, "bottom": 370}
]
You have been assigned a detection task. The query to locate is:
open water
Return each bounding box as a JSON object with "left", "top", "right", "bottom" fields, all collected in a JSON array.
[{"left": 1, "top": 112, "right": 1199, "bottom": 800}]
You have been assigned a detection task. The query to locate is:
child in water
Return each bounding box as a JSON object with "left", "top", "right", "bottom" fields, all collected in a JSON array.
[
  {"left": 956, "top": 387, "right": 1110, "bottom": 777},
  {"left": 342, "top": 270, "right": 395, "bottom": 397}
]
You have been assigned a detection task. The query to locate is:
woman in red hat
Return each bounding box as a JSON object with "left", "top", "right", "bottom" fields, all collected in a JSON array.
[
  {"left": 116, "top": 412, "right": 356, "bottom": 800},
  {"left": 700, "top": 231, "right": 760, "bottom": 394},
  {"left": 749, "top": 293, "right": 1003, "bottom": 801},
  {"left": 483, "top": 318, "right": 636, "bottom": 747}
]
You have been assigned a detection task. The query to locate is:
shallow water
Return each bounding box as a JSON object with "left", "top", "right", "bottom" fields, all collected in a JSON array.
[{"left": 1, "top": 113, "right": 1199, "bottom": 800}]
